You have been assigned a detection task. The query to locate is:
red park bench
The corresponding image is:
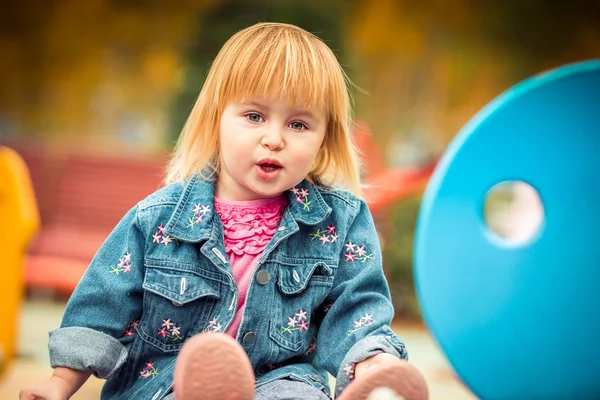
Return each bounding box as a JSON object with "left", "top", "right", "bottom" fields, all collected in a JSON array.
[{"left": 7, "top": 144, "right": 166, "bottom": 296}]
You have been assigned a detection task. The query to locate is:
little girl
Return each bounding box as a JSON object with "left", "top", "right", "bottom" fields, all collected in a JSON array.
[{"left": 21, "top": 23, "right": 428, "bottom": 400}]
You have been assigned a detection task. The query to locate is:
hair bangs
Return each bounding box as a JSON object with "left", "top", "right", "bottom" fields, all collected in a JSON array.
[{"left": 219, "top": 28, "right": 341, "bottom": 114}]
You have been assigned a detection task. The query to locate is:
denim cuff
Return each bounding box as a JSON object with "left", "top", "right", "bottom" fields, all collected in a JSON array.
[
  {"left": 334, "top": 325, "right": 408, "bottom": 397},
  {"left": 49, "top": 327, "right": 128, "bottom": 379}
]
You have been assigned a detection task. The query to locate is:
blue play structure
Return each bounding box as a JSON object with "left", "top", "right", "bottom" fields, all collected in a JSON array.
[{"left": 414, "top": 60, "right": 600, "bottom": 399}]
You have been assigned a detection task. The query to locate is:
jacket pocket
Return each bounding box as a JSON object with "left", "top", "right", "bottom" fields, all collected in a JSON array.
[
  {"left": 269, "top": 258, "right": 334, "bottom": 353},
  {"left": 139, "top": 261, "right": 221, "bottom": 352}
]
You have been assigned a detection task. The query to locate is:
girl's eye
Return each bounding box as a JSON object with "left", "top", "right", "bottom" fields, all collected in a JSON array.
[
  {"left": 289, "top": 121, "right": 307, "bottom": 131},
  {"left": 246, "top": 113, "right": 264, "bottom": 123}
]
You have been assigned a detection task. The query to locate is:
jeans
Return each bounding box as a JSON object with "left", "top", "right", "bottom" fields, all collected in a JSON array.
[{"left": 163, "top": 379, "right": 330, "bottom": 400}]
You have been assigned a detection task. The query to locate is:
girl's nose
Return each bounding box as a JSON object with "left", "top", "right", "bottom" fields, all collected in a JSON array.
[{"left": 260, "top": 126, "right": 285, "bottom": 150}]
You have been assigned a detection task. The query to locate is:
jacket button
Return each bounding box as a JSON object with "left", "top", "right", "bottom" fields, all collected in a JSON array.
[
  {"left": 256, "top": 270, "right": 270, "bottom": 285},
  {"left": 172, "top": 300, "right": 182, "bottom": 307},
  {"left": 243, "top": 331, "right": 256, "bottom": 344}
]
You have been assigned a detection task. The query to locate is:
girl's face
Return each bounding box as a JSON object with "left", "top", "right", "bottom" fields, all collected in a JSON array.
[{"left": 216, "top": 97, "right": 327, "bottom": 201}]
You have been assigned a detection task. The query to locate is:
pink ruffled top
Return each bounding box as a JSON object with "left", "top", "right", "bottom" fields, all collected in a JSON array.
[{"left": 214, "top": 195, "right": 287, "bottom": 338}]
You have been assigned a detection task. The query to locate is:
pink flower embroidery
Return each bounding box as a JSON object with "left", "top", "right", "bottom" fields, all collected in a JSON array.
[
  {"left": 157, "top": 327, "right": 169, "bottom": 338},
  {"left": 140, "top": 361, "right": 158, "bottom": 379},
  {"left": 348, "top": 314, "right": 376, "bottom": 335},
  {"left": 319, "top": 234, "right": 330, "bottom": 245},
  {"left": 156, "top": 319, "right": 183, "bottom": 341},
  {"left": 188, "top": 204, "right": 211, "bottom": 229},
  {"left": 152, "top": 224, "right": 178, "bottom": 247},
  {"left": 296, "top": 309, "right": 307, "bottom": 320},
  {"left": 123, "top": 320, "right": 140, "bottom": 336},
  {"left": 343, "top": 364, "right": 355, "bottom": 379},
  {"left": 292, "top": 186, "right": 310, "bottom": 211},
  {"left": 204, "top": 317, "right": 222, "bottom": 333},
  {"left": 298, "top": 321, "right": 309, "bottom": 331},
  {"left": 304, "top": 342, "right": 317, "bottom": 355},
  {"left": 344, "top": 241, "right": 373, "bottom": 262},
  {"left": 282, "top": 309, "right": 309, "bottom": 335},
  {"left": 355, "top": 246, "right": 366, "bottom": 257},
  {"left": 109, "top": 252, "right": 134, "bottom": 275},
  {"left": 309, "top": 225, "right": 337, "bottom": 245}
]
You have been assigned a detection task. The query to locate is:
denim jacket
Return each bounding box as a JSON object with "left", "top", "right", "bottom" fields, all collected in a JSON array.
[{"left": 49, "top": 174, "right": 408, "bottom": 399}]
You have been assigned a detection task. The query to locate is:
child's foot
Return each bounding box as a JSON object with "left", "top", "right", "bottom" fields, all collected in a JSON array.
[
  {"left": 174, "top": 333, "right": 255, "bottom": 400},
  {"left": 338, "top": 359, "right": 428, "bottom": 400}
]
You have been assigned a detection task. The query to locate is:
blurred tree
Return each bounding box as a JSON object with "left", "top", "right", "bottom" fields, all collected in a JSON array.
[
  {"left": 345, "top": 0, "right": 600, "bottom": 164},
  {"left": 168, "top": 0, "right": 347, "bottom": 143},
  {"left": 380, "top": 195, "right": 423, "bottom": 320}
]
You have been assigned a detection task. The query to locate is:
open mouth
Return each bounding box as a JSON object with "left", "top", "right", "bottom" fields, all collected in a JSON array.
[
  {"left": 257, "top": 158, "right": 282, "bottom": 172},
  {"left": 256, "top": 159, "right": 283, "bottom": 179},
  {"left": 258, "top": 163, "right": 281, "bottom": 172}
]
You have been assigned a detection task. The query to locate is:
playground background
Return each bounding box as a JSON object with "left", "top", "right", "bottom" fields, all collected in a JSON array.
[{"left": 1, "top": 1, "right": 599, "bottom": 398}]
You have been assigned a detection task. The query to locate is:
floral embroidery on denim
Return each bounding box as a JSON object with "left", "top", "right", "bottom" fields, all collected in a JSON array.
[
  {"left": 304, "top": 335, "right": 317, "bottom": 356},
  {"left": 343, "top": 364, "right": 355, "bottom": 379},
  {"left": 140, "top": 361, "right": 158, "bottom": 379},
  {"left": 344, "top": 241, "right": 373, "bottom": 262},
  {"left": 309, "top": 225, "right": 338, "bottom": 244},
  {"left": 323, "top": 302, "right": 333, "bottom": 313},
  {"left": 291, "top": 187, "right": 310, "bottom": 211},
  {"left": 109, "top": 252, "right": 132, "bottom": 275},
  {"left": 348, "top": 314, "right": 375, "bottom": 335},
  {"left": 282, "top": 309, "right": 309, "bottom": 334},
  {"left": 123, "top": 320, "right": 139, "bottom": 337},
  {"left": 203, "top": 317, "right": 222, "bottom": 333},
  {"left": 152, "top": 224, "right": 177, "bottom": 246},
  {"left": 187, "top": 204, "right": 211, "bottom": 229},
  {"left": 156, "top": 319, "right": 183, "bottom": 341},
  {"left": 267, "top": 363, "right": 283, "bottom": 371}
]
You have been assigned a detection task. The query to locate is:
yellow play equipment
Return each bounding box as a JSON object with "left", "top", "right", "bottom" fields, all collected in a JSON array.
[{"left": 0, "top": 146, "right": 40, "bottom": 375}]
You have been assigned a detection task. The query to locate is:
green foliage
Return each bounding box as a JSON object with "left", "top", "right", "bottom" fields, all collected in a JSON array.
[
  {"left": 380, "top": 196, "right": 423, "bottom": 321},
  {"left": 169, "top": 0, "right": 346, "bottom": 142}
]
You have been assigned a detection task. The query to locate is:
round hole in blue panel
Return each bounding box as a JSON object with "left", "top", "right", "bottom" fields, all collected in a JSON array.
[{"left": 483, "top": 180, "right": 544, "bottom": 246}]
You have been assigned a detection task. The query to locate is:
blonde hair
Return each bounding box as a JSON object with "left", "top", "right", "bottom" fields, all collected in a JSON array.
[{"left": 165, "top": 22, "right": 363, "bottom": 196}]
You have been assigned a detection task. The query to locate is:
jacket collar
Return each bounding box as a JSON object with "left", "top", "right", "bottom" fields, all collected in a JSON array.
[{"left": 164, "top": 174, "right": 332, "bottom": 243}]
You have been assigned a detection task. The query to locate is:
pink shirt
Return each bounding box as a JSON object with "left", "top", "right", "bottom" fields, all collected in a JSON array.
[{"left": 213, "top": 195, "right": 287, "bottom": 338}]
